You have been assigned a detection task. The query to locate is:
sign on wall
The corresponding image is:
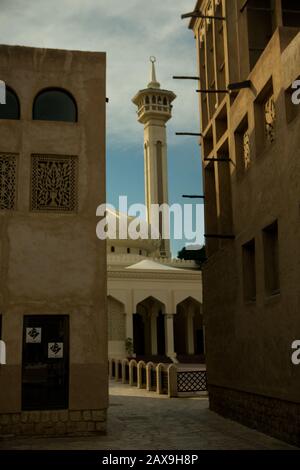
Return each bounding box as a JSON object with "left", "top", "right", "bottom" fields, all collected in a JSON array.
[
  {"left": 48, "top": 342, "right": 63, "bottom": 359},
  {"left": 26, "top": 327, "right": 42, "bottom": 343}
]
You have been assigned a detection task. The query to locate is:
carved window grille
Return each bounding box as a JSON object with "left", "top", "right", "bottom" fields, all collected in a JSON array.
[
  {"left": 243, "top": 129, "right": 251, "bottom": 169},
  {"left": 31, "top": 154, "right": 78, "bottom": 212},
  {"left": 264, "top": 95, "right": 276, "bottom": 144},
  {"left": 177, "top": 370, "right": 207, "bottom": 392},
  {"left": 0, "top": 153, "right": 17, "bottom": 210}
]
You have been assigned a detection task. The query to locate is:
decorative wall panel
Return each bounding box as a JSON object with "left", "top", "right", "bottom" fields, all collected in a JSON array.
[{"left": 31, "top": 154, "right": 77, "bottom": 212}]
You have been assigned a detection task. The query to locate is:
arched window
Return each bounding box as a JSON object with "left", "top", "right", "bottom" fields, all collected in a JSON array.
[
  {"left": 0, "top": 87, "right": 20, "bottom": 120},
  {"left": 163, "top": 97, "right": 167, "bottom": 106},
  {"left": 145, "top": 96, "right": 150, "bottom": 104},
  {"left": 33, "top": 88, "right": 77, "bottom": 122},
  {"left": 158, "top": 96, "right": 162, "bottom": 103},
  {"left": 152, "top": 96, "right": 156, "bottom": 104}
]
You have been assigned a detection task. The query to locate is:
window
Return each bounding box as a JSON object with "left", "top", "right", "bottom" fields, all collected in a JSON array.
[
  {"left": 0, "top": 152, "right": 17, "bottom": 210},
  {"left": 0, "top": 87, "right": 20, "bottom": 119},
  {"left": 33, "top": 88, "right": 77, "bottom": 122},
  {"left": 242, "top": 239, "right": 256, "bottom": 302},
  {"left": 127, "top": 248, "right": 131, "bottom": 254},
  {"left": 204, "top": 162, "right": 218, "bottom": 255},
  {"left": 217, "top": 139, "right": 233, "bottom": 239},
  {"left": 235, "top": 114, "right": 251, "bottom": 175},
  {"left": 246, "top": 0, "right": 275, "bottom": 70},
  {"left": 282, "top": 1, "right": 300, "bottom": 27},
  {"left": 254, "top": 79, "right": 276, "bottom": 154},
  {"left": 111, "top": 246, "right": 115, "bottom": 253},
  {"left": 31, "top": 154, "right": 78, "bottom": 212},
  {"left": 263, "top": 220, "right": 280, "bottom": 295}
]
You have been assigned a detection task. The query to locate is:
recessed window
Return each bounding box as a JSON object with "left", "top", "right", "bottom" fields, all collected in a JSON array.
[
  {"left": 254, "top": 79, "right": 276, "bottom": 155},
  {"left": 127, "top": 248, "right": 131, "bottom": 254},
  {"left": 111, "top": 246, "right": 115, "bottom": 253},
  {"left": 33, "top": 88, "right": 77, "bottom": 122},
  {"left": 282, "top": 1, "right": 300, "bottom": 27},
  {"left": 263, "top": 220, "right": 280, "bottom": 296},
  {"left": 246, "top": 0, "right": 275, "bottom": 70},
  {"left": 235, "top": 114, "right": 251, "bottom": 175},
  {"left": 242, "top": 239, "right": 256, "bottom": 302},
  {"left": 204, "top": 162, "right": 218, "bottom": 255},
  {"left": 0, "top": 87, "right": 20, "bottom": 120}
]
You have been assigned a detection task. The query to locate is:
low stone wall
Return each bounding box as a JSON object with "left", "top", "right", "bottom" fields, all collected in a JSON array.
[
  {"left": 209, "top": 385, "right": 300, "bottom": 447},
  {"left": 0, "top": 409, "right": 106, "bottom": 437},
  {"left": 109, "top": 358, "right": 207, "bottom": 397}
]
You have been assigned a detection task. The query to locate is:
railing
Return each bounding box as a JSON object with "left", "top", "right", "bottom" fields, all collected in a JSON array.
[
  {"left": 108, "top": 358, "right": 207, "bottom": 397},
  {"left": 177, "top": 370, "right": 207, "bottom": 393}
]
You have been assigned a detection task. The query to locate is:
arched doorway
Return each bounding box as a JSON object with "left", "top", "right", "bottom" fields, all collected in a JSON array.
[
  {"left": 175, "top": 297, "right": 203, "bottom": 359},
  {"left": 134, "top": 297, "right": 166, "bottom": 358}
]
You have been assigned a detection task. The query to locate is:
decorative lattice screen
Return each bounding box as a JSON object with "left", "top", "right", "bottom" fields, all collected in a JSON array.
[
  {"left": 31, "top": 154, "right": 77, "bottom": 212},
  {"left": 177, "top": 370, "right": 207, "bottom": 392},
  {"left": 0, "top": 153, "right": 17, "bottom": 210}
]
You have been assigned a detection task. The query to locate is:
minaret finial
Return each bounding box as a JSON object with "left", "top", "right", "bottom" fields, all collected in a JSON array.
[{"left": 148, "top": 56, "right": 160, "bottom": 89}]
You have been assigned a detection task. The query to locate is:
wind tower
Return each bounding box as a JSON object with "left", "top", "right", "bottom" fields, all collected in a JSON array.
[{"left": 132, "top": 57, "right": 176, "bottom": 258}]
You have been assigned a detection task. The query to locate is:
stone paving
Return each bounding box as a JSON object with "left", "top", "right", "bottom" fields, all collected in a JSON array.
[{"left": 0, "top": 381, "right": 297, "bottom": 450}]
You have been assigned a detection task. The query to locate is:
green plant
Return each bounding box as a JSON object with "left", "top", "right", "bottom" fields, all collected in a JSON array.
[{"left": 125, "top": 337, "right": 134, "bottom": 356}]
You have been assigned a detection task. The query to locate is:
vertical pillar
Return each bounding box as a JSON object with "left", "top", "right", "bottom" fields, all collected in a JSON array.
[
  {"left": 126, "top": 313, "right": 133, "bottom": 341},
  {"left": 150, "top": 312, "right": 158, "bottom": 355},
  {"left": 165, "top": 314, "right": 176, "bottom": 360},
  {"left": 187, "top": 311, "right": 195, "bottom": 355}
]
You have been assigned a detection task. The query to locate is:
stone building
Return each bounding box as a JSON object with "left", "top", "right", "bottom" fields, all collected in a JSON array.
[
  {"left": 0, "top": 45, "right": 107, "bottom": 436},
  {"left": 107, "top": 59, "right": 203, "bottom": 363},
  {"left": 186, "top": 0, "right": 300, "bottom": 446}
]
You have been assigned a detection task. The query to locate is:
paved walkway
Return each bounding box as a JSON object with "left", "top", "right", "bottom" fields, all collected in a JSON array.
[{"left": 0, "top": 381, "right": 296, "bottom": 450}]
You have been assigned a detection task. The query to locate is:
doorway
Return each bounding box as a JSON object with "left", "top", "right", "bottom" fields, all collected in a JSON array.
[{"left": 22, "top": 315, "right": 69, "bottom": 410}]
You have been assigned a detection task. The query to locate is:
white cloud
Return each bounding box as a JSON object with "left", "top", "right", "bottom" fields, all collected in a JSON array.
[{"left": 0, "top": 0, "right": 200, "bottom": 145}]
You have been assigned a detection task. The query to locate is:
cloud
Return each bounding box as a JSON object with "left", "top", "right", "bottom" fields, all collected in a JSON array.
[{"left": 0, "top": 0, "right": 200, "bottom": 146}]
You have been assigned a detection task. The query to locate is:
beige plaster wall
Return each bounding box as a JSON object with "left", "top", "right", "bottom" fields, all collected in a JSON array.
[{"left": 0, "top": 45, "right": 107, "bottom": 414}]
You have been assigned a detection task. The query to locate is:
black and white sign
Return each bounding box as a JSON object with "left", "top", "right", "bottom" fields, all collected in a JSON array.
[
  {"left": 48, "top": 342, "right": 63, "bottom": 358},
  {"left": 26, "top": 327, "right": 42, "bottom": 343}
]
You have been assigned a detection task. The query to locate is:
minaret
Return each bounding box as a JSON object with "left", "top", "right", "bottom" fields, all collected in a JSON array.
[{"left": 132, "top": 57, "right": 176, "bottom": 258}]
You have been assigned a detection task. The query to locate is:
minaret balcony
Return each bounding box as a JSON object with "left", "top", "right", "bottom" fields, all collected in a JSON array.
[{"left": 137, "top": 103, "right": 172, "bottom": 121}]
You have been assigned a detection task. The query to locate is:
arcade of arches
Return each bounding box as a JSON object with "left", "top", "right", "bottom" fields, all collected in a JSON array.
[{"left": 107, "top": 293, "right": 204, "bottom": 362}]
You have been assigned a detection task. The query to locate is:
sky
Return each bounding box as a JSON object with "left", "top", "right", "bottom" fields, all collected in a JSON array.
[{"left": 0, "top": 0, "right": 205, "bottom": 256}]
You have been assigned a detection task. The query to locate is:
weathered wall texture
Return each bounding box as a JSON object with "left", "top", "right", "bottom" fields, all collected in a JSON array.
[
  {"left": 191, "top": 0, "right": 300, "bottom": 447},
  {"left": 0, "top": 45, "right": 107, "bottom": 436}
]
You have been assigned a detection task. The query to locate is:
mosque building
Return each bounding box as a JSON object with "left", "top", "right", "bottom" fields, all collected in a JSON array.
[{"left": 107, "top": 58, "right": 204, "bottom": 363}]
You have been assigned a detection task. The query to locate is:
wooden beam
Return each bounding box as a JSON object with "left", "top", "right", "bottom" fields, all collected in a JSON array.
[
  {"left": 204, "top": 157, "right": 231, "bottom": 162},
  {"left": 227, "top": 80, "right": 252, "bottom": 91},
  {"left": 181, "top": 12, "right": 226, "bottom": 20},
  {"left": 173, "top": 76, "right": 200, "bottom": 80},
  {"left": 196, "top": 89, "right": 229, "bottom": 93},
  {"left": 176, "top": 132, "right": 202, "bottom": 136}
]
